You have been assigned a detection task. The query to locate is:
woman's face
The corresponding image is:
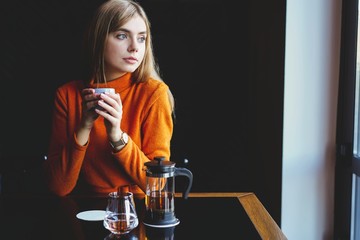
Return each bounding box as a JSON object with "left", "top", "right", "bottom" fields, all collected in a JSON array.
[{"left": 104, "top": 14, "right": 147, "bottom": 80}]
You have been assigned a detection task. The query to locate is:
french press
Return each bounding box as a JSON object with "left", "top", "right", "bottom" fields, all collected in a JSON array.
[{"left": 143, "top": 156, "right": 193, "bottom": 228}]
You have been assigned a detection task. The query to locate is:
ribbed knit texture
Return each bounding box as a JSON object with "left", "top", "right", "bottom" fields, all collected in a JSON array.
[{"left": 43, "top": 73, "right": 173, "bottom": 196}]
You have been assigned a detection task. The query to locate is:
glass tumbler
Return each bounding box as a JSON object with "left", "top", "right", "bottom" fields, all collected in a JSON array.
[{"left": 103, "top": 191, "right": 139, "bottom": 236}]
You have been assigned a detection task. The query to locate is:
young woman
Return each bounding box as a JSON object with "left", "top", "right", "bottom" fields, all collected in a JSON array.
[{"left": 43, "top": 0, "right": 175, "bottom": 196}]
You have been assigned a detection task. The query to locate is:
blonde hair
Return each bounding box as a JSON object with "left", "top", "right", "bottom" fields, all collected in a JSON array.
[{"left": 85, "top": 0, "right": 174, "bottom": 111}]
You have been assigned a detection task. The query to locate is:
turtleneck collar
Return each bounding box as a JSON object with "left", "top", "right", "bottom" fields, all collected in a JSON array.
[{"left": 88, "top": 72, "right": 132, "bottom": 92}]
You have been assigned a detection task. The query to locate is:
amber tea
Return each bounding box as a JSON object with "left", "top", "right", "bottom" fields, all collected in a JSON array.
[{"left": 104, "top": 212, "right": 138, "bottom": 235}]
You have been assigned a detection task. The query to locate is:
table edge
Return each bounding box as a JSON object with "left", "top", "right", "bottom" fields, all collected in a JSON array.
[{"left": 175, "top": 192, "right": 288, "bottom": 240}]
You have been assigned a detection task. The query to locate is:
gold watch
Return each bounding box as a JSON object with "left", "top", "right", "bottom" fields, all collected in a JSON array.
[{"left": 110, "top": 132, "right": 129, "bottom": 149}]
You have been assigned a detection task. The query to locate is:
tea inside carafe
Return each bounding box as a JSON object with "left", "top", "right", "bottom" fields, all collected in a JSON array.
[{"left": 145, "top": 191, "right": 175, "bottom": 221}]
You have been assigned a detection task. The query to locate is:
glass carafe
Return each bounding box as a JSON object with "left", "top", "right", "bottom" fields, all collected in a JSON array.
[{"left": 143, "top": 156, "right": 193, "bottom": 228}]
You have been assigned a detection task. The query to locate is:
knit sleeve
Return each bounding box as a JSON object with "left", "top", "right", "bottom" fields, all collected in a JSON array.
[
  {"left": 112, "top": 83, "right": 173, "bottom": 191},
  {"left": 43, "top": 87, "right": 87, "bottom": 196}
]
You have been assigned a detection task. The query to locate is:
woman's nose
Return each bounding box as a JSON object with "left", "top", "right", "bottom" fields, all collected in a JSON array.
[{"left": 128, "top": 40, "right": 139, "bottom": 52}]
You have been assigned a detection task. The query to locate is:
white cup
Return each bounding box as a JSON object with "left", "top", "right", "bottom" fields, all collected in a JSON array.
[
  {"left": 94, "top": 88, "right": 115, "bottom": 94},
  {"left": 94, "top": 88, "right": 115, "bottom": 110}
]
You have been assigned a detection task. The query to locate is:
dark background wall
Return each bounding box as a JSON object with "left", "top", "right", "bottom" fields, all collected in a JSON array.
[{"left": 0, "top": 0, "right": 286, "bottom": 225}]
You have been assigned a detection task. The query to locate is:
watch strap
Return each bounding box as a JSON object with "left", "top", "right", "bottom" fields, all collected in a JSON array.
[{"left": 109, "top": 132, "right": 128, "bottom": 149}]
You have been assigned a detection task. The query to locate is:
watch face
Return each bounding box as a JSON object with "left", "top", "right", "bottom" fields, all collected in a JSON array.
[
  {"left": 110, "top": 132, "right": 129, "bottom": 149},
  {"left": 123, "top": 132, "right": 129, "bottom": 143}
]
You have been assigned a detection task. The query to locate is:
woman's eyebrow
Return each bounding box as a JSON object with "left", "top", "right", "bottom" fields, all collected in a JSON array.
[{"left": 117, "top": 27, "right": 147, "bottom": 35}]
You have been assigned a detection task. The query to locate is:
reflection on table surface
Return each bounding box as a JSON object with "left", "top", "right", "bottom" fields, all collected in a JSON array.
[{"left": 0, "top": 192, "right": 287, "bottom": 240}]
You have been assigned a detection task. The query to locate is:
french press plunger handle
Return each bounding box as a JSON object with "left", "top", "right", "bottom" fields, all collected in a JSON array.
[{"left": 153, "top": 156, "right": 193, "bottom": 199}]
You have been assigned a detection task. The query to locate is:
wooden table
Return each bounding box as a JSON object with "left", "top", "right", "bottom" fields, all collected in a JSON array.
[
  {"left": 0, "top": 192, "right": 287, "bottom": 239},
  {"left": 181, "top": 192, "right": 288, "bottom": 240}
]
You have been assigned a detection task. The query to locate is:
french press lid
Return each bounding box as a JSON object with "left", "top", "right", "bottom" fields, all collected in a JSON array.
[{"left": 144, "top": 156, "right": 176, "bottom": 176}]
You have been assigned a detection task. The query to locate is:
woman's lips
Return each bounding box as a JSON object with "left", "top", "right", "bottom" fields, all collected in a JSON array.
[{"left": 123, "top": 57, "right": 138, "bottom": 64}]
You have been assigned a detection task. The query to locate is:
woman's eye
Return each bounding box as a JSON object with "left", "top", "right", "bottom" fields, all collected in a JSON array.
[
  {"left": 116, "top": 33, "right": 127, "bottom": 40},
  {"left": 138, "top": 36, "right": 146, "bottom": 43}
]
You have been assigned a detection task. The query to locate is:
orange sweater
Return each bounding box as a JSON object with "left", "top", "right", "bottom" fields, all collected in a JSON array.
[{"left": 43, "top": 73, "right": 173, "bottom": 196}]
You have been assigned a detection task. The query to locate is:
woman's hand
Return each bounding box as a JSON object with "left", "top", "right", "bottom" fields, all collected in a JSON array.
[
  {"left": 80, "top": 88, "right": 101, "bottom": 129},
  {"left": 95, "top": 92, "right": 123, "bottom": 142},
  {"left": 75, "top": 88, "right": 102, "bottom": 146}
]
